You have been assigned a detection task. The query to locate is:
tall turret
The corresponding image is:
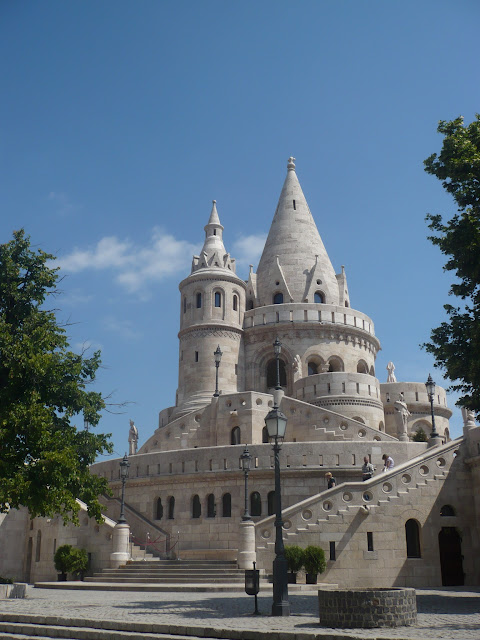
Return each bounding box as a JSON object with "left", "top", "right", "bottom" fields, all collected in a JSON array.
[
  {"left": 173, "top": 201, "right": 246, "bottom": 418},
  {"left": 255, "top": 157, "right": 340, "bottom": 307},
  {"left": 244, "top": 158, "right": 384, "bottom": 430}
]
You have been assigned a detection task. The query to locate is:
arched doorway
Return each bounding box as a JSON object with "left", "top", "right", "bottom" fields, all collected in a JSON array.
[{"left": 439, "top": 527, "right": 464, "bottom": 586}]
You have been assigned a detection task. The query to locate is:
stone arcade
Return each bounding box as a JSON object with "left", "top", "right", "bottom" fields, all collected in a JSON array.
[{"left": 2, "top": 158, "right": 480, "bottom": 588}]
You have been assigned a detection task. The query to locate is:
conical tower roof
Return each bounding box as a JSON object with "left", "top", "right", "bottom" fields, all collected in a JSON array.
[
  {"left": 191, "top": 200, "right": 236, "bottom": 273},
  {"left": 256, "top": 157, "right": 339, "bottom": 306}
]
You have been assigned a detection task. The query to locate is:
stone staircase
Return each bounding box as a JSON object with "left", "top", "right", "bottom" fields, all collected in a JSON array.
[
  {"left": 257, "top": 438, "right": 462, "bottom": 554},
  {"left": 84, "top": 559, "right": 246, "bottom": 585}
]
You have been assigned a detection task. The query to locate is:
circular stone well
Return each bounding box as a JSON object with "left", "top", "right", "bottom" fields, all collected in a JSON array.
[{"left": 318, "top": 588, "right": 417, "bottom": 628}]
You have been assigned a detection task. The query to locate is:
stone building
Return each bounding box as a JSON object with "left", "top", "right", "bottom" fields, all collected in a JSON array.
[{"left": 1, "top": 158, "right": 479, "bottom": 588}]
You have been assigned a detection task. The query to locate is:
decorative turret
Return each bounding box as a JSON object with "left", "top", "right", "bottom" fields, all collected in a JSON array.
[
  {"left": 255, "top": 157, "right": 340, "bottom": 307},
  {"left": 191, "top": 201, "right": 236, "bottom": 273},
  {"left": 173, "top": 201, "right": 246, "bottom": 419}
]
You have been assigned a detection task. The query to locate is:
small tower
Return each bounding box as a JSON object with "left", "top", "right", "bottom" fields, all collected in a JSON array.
[{"left": 173, "top": 201, "right": 246, "bottom": 418}]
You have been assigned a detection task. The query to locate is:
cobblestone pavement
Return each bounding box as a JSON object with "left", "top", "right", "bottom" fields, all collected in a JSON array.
[{"left": 0, "top": 587, "right": 479, "bottom": 639}]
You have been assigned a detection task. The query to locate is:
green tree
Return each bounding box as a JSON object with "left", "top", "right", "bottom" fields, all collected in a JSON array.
[
  {"left": 424, "top": 115, "right": 480, "bottom": 416},
  {"left": 0, "top": 230, "right": 112, "bottom": 523}
]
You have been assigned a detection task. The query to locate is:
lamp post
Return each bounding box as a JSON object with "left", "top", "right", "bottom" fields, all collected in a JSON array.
[
  {"left": 425, "top": 374, "right": 439, "bottom": 439},
  {"left": 118, "top": 453, "right": 130, "bottom": 524},
  {"left": 273, "top": 337, "right": 282, "bottom": 390},
  {"left": 265, "top": 337, "right": 290, "bottom": 617},
  {"left": 240, "top": 445, "right": 252, "bottom": 521},
  {"left": 213, "top": 345, "right": 223, "bottom": 397}
]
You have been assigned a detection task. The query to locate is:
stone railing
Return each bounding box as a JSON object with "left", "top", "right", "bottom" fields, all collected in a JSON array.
[
  {"left": 243, "top": 303, "right": 375, "bottom": 335},
  {"left": 255, "top": 437, "right": 462, "bottom": 550}
]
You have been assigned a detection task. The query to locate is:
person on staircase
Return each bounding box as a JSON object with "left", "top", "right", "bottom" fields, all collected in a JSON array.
[{"left": 382, "top": 454, "right": 394, "bottom": 472}]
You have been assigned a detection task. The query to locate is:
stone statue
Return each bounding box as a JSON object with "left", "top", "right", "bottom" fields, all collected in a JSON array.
[
  {"left": 292, "top": 354, "right": 303, "bottom": 381},
  {"left": 461, "top": 407, "right": 476, "bottom": 431},
  {"left": 394, "top": 394, "right": 410, "bottom": 441},
  {"left": 128, "top": 419, "right": 138, "bottom": 456},
  {"left": 386, "top": 361, "right": 397, "bottom": 383}
]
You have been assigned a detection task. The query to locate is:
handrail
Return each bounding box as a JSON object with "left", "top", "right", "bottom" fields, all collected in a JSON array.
[{"left": 102, "top": 494, "right": 170, "bottom": 542}]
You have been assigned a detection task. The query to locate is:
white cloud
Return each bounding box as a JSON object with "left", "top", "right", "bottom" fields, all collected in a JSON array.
[
  {"left": 103, "top": 316, "right": 141, "bottom": 341},
  {"left": 48, "top": 191, "right": 80, "bottom": 216},
  {"left": 231, "top": 233, "right": 267, "bottom": 271},
  {"left": 58, "top": 228, "right": 200, "bottom": 297}
]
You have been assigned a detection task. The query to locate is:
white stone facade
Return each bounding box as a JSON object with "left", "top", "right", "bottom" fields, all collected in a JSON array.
[{"left": 1, "top": 157, "right": 479, "bottom": 589}]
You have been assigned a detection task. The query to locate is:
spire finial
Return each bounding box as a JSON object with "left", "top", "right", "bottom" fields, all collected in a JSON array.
[{"left": 287, "top": 156, "right": 296, "bottom": 171}]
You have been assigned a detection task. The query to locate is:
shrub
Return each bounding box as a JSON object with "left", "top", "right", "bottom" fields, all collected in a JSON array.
[
  {"left": 284, "top": 545, "right": 304, "bottom": 573},
  {"left": 54, "top": 545, "right": 88, "bottom": 576},
  {"left": 0, "top": 576, "right": 13, "bottom": 584},
  {"left": 303, "top": 545, "right": 326, "bottom": 575},
  {"left": 412, "top": 427, "right": 428, "bottom": 442}
]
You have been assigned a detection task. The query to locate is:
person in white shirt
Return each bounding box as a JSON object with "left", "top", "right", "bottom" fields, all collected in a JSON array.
[{"left": 382, "top": 454, "right": 394, "bottom": 472}]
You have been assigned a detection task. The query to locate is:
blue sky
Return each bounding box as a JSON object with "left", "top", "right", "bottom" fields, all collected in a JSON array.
[{"left": 1, "top": 0, "right": 479, "bottom": 456}]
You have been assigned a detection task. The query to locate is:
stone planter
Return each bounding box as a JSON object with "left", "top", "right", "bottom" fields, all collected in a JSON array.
[
  {"left": 0, "top": 583, "right": 27, "bottom": 599},
  {"left": 306, "top": 573, "right": 318, "bottom": 584},
  {"left": 287, "top": 572, "right": 297, "bottom": 584},
  {"left": 318, "top": 588, "right": 417, "bottom": 628}
]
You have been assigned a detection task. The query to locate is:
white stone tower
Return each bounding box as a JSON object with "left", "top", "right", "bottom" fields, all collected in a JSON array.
[
  {"left": 244, "top": 158, "right": 384, "bottom": 429},
  {"left": 173, "top": 201, "right": 246, "bottom": 418}
]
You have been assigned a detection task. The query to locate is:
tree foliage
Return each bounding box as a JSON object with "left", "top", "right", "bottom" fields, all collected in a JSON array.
[
  {"left": 424, "top": 115, "right": 480, "bottom": 415},
  {"left": 0, "top": 230, "right": 112, "bottom": 523}
]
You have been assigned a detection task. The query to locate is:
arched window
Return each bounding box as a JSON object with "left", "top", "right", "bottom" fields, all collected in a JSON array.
[
  {"left": 248, "top": 299, "right": 254, "bottom": 310},
  {"left": 357, "top": 360, "right": 368, "bottom": 374},
  {"left": 369, "top": 366, "right": 375, "bottom": 376},
  {"left": 155, "top": 497, "right": 163, "bottom": 520},
  {"left": 222, "top": 493, "right": 231, "bottom": 517},
  {"left": 308, "top": 362, "right": 318, "bottom": 375},
  {"left": 267, "top": 491, "right": 276, "bottom": 516},
  {"left": 345, "top": 301, "right": 349, "bottom": 307},
  {"left": 192, "top": 495, "right": 201, "bottom": 518},
  {"left": 231, "top": 426, "right": 241, "bottom": 445},
  {"left": 266, "top": 359, "right": 287, "bottom": 388},
  {"left": 196, "top": 292, "right": 202, "bottom": 308},
  {"left": 207, "top": 493, "right": 216, "bottom": 518},
  {"left": 233, "top": 295, "right": 238, "bottom": 311},
  {"left": 35, "top": 530, "right": 41, "bottom": 562},
  {"left": 168, "top": 496, "right": 175, "bottom": 519},
  {"left": 273, "top": 292, "right": 284, "bottom": 304},
  {"left": 214, "top": 292, "right": 222, "bottom": 307},
  {"left": 405, "top": 519, "right": 421, "bottom": 558},
  {"left": 314, "top": 291, "right": 324, "bottom": 303},
  {"left": 328, "top": 357, "right": 343, "bottom": 372},
  {"left": 262, "top": 426, "right": 269, "bottom": 443},
  {"left": 440, "top": 505, "right": 456, "bottom": 517},
  {"left": 250, "top": 491, "right": 262, "bottom": 516},
  {"left": 183, "top": 297, "right": 186, "bottom": 314}
]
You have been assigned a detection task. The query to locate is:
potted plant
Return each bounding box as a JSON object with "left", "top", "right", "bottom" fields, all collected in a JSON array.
[
  {"left": 70, "top": 547, "right": 89, "bottom": 580},
  {"left": 284, "top": 545, "right": 304, "bottom": 584},
  {"left": 303, "top": 545, "right": 326, "bottom": 584},
  {"left": 54, "top": 545, "right": 88, "bottom": 581}
]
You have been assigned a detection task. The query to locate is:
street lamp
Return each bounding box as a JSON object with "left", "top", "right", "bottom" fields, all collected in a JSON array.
[
  {"left": 240, "top": 445, "right": 253, "bottom": 521},
  {"left": 265, "top": 337, "right": 290, "bottom": 617},
  {"left": 273, "top": 337, "right": 282, "bottom": 390},
  {"left": 118, "top": 453, "right": 130, "bottom": 524},
  {"left": 213, "top": 345, "right": 223, "bottom": 397},
  {"left": 425, "top": 374, "right": 439, "bottom": 439}
]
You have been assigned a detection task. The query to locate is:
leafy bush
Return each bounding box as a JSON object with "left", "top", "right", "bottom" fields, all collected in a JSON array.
[
  {"left": 0, "top": 576, "right": 13, "bottom": 584},
  {"left": 54, "top": 545, "right": 88, "bottom": 576},
  {"left": 303, "top": 545, "right": 326, "bottom": 575},
  {"left": 412, "top": 427, "right": 428, "bottom": 442},
  {"left": 284, "top": 545, "right": 304, "bottom": 573}
]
